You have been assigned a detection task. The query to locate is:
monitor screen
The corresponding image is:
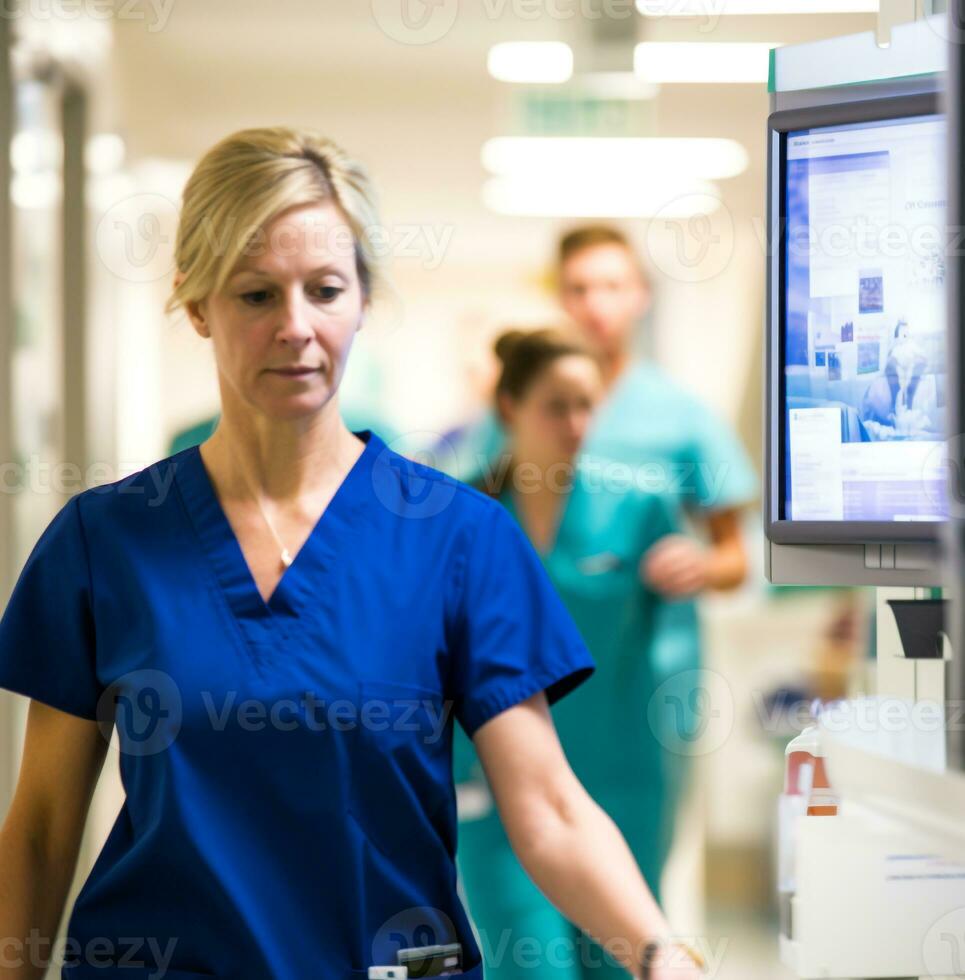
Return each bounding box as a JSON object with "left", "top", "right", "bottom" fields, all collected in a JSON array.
[{"left": 782, "top": 110, "right": 947, "bottom": 523}]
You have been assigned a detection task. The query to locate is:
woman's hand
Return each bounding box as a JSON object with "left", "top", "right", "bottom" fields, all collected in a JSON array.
[
  {"left": 638, "top": 940, "right": 705, "bottom": 979},
  {"left": 639, "top": 535, "right": 710, "bottom": 598}
]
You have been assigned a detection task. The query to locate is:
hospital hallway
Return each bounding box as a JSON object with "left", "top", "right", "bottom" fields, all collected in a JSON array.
[{"left": 1, "top": 2, "right": 964, "bottom": 979}]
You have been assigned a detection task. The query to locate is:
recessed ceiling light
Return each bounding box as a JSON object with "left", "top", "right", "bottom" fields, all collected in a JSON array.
[
  {"left": 634, "top": 41, "right": 780, "bottom": 83},
  {"left": 487, "top": 42, "right": 574, "bottom": 84},
  {"left": 483, "top": 175, "right": 722, "bottom": 217},
  {"left": 482, "top": 137, "right": 748, "bottom": 181}
]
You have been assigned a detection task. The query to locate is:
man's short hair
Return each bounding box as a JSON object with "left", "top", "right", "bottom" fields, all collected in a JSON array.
[{"left": 556, "top": 224, "right": 649, "bottom": 288}]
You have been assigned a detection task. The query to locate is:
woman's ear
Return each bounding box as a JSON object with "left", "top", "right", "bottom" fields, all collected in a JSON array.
[
  {"left": 495, "top": 390, "right": 515, "bottom": 429},
  {"left": 185, "top": 298, "right": 210, "bottom": 339},
  {"left": 358, "top": 291, "right": 373, "bottom": 331},
  {"left": 174, "top": 271, "right": 211, "bottom": 338}
]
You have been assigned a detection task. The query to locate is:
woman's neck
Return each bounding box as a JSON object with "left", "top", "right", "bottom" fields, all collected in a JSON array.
[
  {"left": 506, "top": 454, "right": 577, "bottom": 499},
  {"left": 507, "top": 456, "right": 575, "bottom": 555},
  {"left": 201, "top": 399, "right": 362, "bottom": 503}
]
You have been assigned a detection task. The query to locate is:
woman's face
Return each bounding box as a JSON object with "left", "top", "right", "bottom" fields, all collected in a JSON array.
[
  {"left": 188, "top": 200, "right": 365, "bottom": 423},
  {"left": 501, "top": 354, "right": 603, "bottom": 467}
]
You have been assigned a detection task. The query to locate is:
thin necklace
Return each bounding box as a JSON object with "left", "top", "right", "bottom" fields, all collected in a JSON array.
[{"left": 227, "top": 444, "right": 294, "bottom": 569}]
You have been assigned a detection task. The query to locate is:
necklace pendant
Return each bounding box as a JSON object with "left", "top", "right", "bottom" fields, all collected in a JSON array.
[{"left": 280, "top": 548, "right": 294, "bottom": 568}]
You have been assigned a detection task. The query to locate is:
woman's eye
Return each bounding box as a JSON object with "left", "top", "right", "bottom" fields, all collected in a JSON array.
[{"left": 239, "top": 285, "right": 342, "bottom": 305}]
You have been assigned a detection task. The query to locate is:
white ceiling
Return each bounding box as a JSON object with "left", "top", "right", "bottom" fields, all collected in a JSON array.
[
  {"left": 101, "top": 2, "right": 883, "bottom": 442},
  {"left": 106, "top": 3, "right": 877, "bottom": 262}
]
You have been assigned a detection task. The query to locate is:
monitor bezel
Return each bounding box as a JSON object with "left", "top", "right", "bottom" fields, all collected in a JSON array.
[{"left": 765, "top": 91, "right": 945, "bottom": 546}]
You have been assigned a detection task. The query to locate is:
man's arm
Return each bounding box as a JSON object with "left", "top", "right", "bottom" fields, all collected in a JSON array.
[{"left": 641, "top": 507, "right": 748, "bottom": 597}]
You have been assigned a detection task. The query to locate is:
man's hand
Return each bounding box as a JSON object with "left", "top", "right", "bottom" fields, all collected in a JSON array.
[{"left": 639, "top": 534, "right": 710, "bottom": 598}]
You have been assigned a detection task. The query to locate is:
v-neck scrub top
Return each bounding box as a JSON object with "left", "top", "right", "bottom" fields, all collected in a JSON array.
[{"left": 0, "top": 429, "right": 595, "bottom": 979}]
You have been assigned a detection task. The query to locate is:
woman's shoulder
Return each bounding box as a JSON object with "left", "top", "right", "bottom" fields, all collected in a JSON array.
[
  {"left": 368, "top": 434, "right": 508, "bottom": 530},
  {"left": 69, "top": 446, "right": 193, "bottom": 529},
  {"left": 371, "top": 444, "right": 504, "bottom": 509}
]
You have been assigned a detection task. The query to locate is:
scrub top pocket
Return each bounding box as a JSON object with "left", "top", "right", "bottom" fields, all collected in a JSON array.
[{"left": 348, "top": 679, "right": 454, "bottom": 859}]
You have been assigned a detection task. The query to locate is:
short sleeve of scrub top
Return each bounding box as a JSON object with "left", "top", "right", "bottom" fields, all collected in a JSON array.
[
  {"left": 0, "top": 431, "right": 596, "bottom": 979},
  {"left": 0, "top": 494, "right": 104, "bottom": 720},
  {"left": 449, "top": 501, "right": 596, "bottom": 739},
  {"left": 685, "top": 397, "right": 758, "bottom": 513}
]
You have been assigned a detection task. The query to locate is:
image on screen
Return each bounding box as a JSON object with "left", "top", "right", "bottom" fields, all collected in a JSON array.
[{"left": 782, "top": 112, "right": 947, "bottom": 522}]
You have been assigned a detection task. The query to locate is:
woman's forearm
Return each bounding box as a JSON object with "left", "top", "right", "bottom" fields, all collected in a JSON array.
[
  {"left": 510, "top": 781, "right": 668, "bottom": 977},
  {"left": 0, "top": 815, "right": 77, "bottom": 980}
]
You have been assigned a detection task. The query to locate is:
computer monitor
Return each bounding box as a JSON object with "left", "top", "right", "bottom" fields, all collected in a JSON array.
[{"left": 765, "top": 91, "right": 947, "bottom": 585}]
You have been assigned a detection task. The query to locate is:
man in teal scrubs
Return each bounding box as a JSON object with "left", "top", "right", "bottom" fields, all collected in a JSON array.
[{"left": 445, "top": 227, "right": 756, "bottom": 977}]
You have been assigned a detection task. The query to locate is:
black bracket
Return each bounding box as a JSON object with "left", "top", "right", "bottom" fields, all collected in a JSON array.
[{"left": 886, "top": 598, "right": 949, "bottom": 660}]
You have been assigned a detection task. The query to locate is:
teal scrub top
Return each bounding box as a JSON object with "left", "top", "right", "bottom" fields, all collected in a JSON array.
[
  {"left": 444, "top": 360, "right": 757, "bottom": 899},
  {"left": 450, "top": 452, "right": 680, "bottom": 860},
  {"left": 501, "top": 465, "right": 677, "bottom": 816},
  {"left": 441, "top": 360, "right": 758, "bottom": 691}
]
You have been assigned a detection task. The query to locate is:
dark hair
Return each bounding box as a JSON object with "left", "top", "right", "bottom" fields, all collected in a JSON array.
[
  {"left": 493, "top": 327, "right": 596, "bottom": 402},
  {"left": 556, "top": 224, "right": 650, "bottom": 288}
]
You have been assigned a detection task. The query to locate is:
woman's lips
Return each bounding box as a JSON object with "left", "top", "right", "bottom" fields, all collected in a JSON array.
[{"left": 268, "top": 366, "right": 321, "bottom": 377}]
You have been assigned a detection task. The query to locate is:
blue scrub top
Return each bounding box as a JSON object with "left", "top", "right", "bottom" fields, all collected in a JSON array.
[{"left": 0, "top": 430, "right": 595, "bottom": 979}]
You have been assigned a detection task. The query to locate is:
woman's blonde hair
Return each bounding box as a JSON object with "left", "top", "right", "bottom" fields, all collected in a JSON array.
[{"left": 164, "top": 127, "right": 382, "bottom": 317}]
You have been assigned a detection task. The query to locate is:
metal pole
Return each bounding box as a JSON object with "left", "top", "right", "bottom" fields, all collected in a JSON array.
[
  {"left": 946, "top": 0, "right": 965, "bottom": 773},
  {"left": 62, "top": 81, "right": 87, "bottom": 478},
  {"left": 0, "top": 2, "right": 17, "bottom": 815}
]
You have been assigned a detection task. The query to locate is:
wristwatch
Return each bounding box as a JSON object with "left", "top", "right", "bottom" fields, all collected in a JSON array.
[{"left": 640, "top": 939, "right": 705, "bottom": 978}]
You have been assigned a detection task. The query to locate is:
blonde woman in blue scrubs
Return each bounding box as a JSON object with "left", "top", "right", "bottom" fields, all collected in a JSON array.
[{"left": 0, "top": 129, "right": 704, "bottom": 980}]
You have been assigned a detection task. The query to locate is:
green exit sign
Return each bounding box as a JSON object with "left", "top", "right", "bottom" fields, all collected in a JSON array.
[{"left": 515, "top": 90, "right": 657, "bottom": 137}]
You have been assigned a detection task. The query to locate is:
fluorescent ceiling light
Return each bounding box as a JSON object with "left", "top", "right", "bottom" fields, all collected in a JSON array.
[
  {"left": 637, "top": 0, "right": 877, "bottom": 12},
  {"left": 634, "top": 41, "right": 779, "bottom": 83},
  {"left": 488, "top": 42, "right": 573, "bottom": 83},
  {"left": 483, "top": 176, "right": 722, "bottom": 217},
  {"left": 482, "top": 136, "right": 748, "bottom": 181}
]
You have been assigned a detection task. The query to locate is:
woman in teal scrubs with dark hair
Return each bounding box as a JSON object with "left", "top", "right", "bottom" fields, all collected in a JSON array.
[
  {"left": 441, "top": 230, "right": 756, "bottom": 964},
  {"left": 454, "top": 327, "right": 699, "bottom": 978}
]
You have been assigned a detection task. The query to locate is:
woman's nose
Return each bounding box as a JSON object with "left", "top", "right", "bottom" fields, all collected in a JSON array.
[
  {"left": 570, "top": 409, "right": 590, "bottom": 439},
  {"left": 276, "top": 293, "right": 315, "bottom": 344}
]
